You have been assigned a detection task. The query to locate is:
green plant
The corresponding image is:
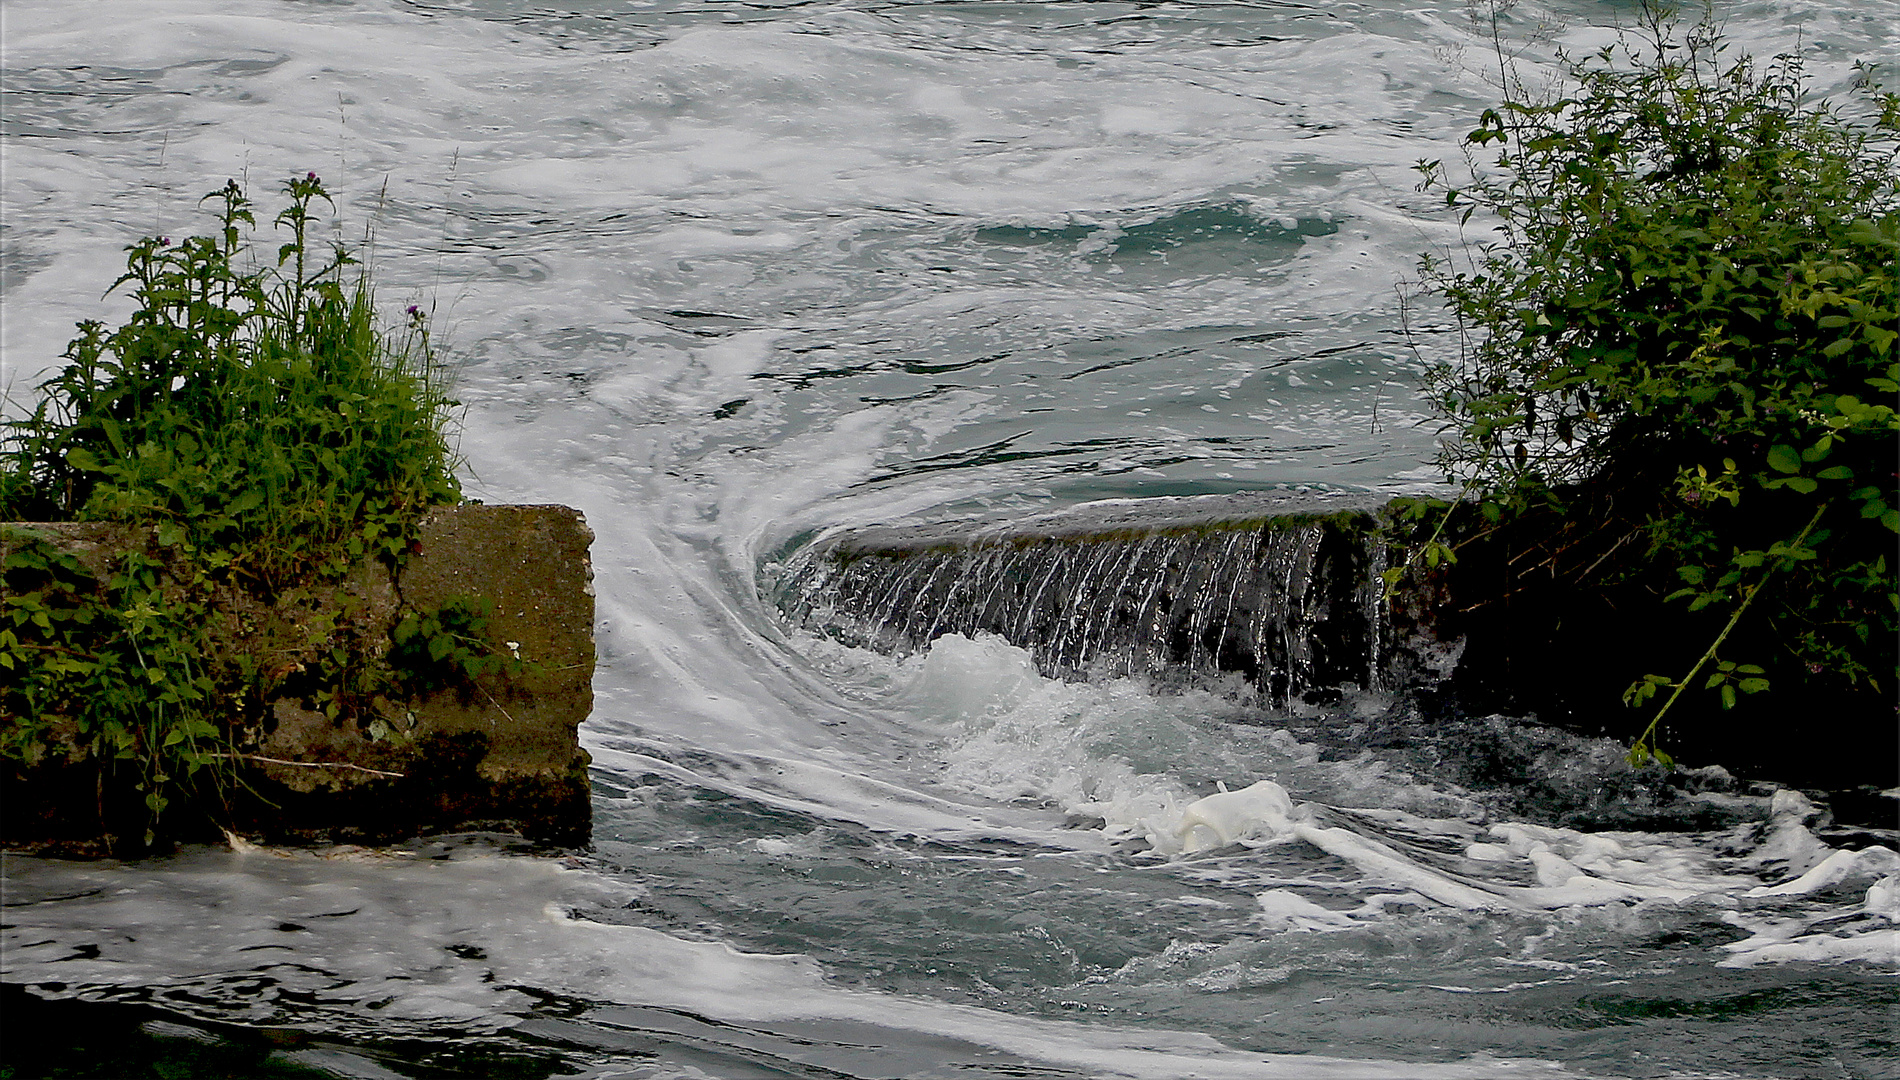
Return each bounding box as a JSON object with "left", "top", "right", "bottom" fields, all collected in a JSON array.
[
  {"left": 1409, "top": 3, "right": 1898, "bottom": 762},
  {"left": 390, "top": 595, "right": 532, "bottom": 696},
  {"left": 1, "top": 176, "right": 461, "bottom": 581},
  {"left": 2, "top": 531, "right": 223, "bottom": 815},
  {"left": 1, "top": 175, "right": 473, "bottom": 840},
  {"left": 2, "top": 530, "right": 227, "bottom": 832}
]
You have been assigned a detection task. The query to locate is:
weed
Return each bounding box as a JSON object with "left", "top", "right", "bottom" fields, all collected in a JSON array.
[{"left": 0, "top": 176, "right": 498, "bottom": 843}]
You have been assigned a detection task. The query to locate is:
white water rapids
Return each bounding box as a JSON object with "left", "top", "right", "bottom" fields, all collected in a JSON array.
[{"left": 3, "top": 1, "right": 1897, "bottom": 1077}]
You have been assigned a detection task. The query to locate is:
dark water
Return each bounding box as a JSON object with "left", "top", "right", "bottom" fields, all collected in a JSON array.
[{"left": 3, "top": 1, "right": 1898, "bottom": 1077}]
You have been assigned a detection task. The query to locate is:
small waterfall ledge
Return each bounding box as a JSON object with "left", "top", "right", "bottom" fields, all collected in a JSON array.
[
  {"left": 773, "top": 493, "right": 1443, "bottom": 703},
  {"left": 772, "top": 491, "right": 1896, "bottom": 792}
]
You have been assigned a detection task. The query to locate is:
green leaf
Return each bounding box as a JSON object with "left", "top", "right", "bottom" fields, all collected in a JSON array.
[
  {"left": 1816, "top": 466, "right": 1853, "bottom": 480},
  {"left": 1765, "top": 445, "right": 1802, "bottom": 474}
]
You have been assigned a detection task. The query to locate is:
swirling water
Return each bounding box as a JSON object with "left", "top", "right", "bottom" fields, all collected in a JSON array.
[{"left": 2, "top": 1, "right": 1897, "bottom": 1077}]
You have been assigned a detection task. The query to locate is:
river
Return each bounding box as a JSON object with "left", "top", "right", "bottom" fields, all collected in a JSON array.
[{"left": 2, "top": 1, "right": 1896, "bottom": 1077}]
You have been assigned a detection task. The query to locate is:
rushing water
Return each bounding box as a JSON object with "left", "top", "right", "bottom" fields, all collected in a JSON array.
[
  {"left": 3, "top": 1, "right": 1898, "bottom": 1077},
  {"left": 778, "top": 504, "right": 1393, "bottom": 700}
]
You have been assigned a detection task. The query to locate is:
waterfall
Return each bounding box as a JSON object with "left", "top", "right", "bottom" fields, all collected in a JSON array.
[{"left": 775, "top": 498, "right": 1388, "bottom": 702}]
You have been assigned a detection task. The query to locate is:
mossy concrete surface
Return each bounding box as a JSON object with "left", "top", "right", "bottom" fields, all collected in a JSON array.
[
  {"left": 820, "top": 491, "right": 1387, "bottom": 558},
  {"left": 1, "top": 505, "right": 595, "bottom": 855}
]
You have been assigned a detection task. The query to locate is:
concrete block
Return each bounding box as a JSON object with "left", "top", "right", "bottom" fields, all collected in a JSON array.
[{"left": 0, "top": 505, "right": 595, "bottom": 855}]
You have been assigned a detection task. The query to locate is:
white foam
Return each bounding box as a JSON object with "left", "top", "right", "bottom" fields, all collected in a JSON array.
[
  {"left": 899, "top": 631, "right": 1900, "bottom": 968},
  {"left": 1720, "top": 871, "right": 1900, "bottom": 969},
  {"left": 900, "top": 631, "right": 1044, "bottom": 721},
  {"left": 1171, "top": 780, "right": 1300, "bottom": 853},
  {"left": 1253, "top": 889, "right": 1361, "bottom": 932},
  {"left": 1745, "top": 843, "right": 1900, "bottom": 898}
]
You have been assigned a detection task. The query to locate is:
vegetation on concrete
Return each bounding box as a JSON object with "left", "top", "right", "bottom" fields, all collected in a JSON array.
[
  {"left": 0, "top": 176, "right": 495, "bottom": 842},
  {"left": 1403, "top": 4, "right": 1898, "bottom": 763}
]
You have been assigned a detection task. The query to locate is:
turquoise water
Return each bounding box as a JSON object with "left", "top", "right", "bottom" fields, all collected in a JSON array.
[{"left": 3, "top": 2, "right": 1897, "bottom": 1077}]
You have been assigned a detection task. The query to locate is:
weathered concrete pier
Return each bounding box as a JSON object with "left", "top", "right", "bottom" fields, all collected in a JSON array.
[{"left": 2, "top": 505, "right": 595, "bottom": 855}]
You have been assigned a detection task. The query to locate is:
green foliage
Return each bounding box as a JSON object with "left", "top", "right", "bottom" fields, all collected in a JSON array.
[
  {"left": 1379, "top": 495, "right": 1462, "bottom": 596},
  {"left": 0, "top": 176, "right": 476, "bottom": 840},
  {"left": 390, "top": 595, "right": 530, "bottom": 695},
  {"left": 1, "top": 177, "right": 461, "bottom": 582},
  {"left": 1412, "top": 5, "right": 1898, "bottom": 761},
  {"left": 2, "top": 530, "right": 223, "bottom": 829}
]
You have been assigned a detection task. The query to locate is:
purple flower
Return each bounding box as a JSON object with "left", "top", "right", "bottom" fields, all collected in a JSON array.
[
  {"left": 307, "top": 171, "right": 317, "bottom": 180},
  {"left": 406, "top": 305, "right": 422, "bottom": 317},
  {"left": 157, "top": 237, "right": 170, "bottom": 246}
]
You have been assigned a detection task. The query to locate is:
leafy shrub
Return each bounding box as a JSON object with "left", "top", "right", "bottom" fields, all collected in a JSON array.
[
  {"left": 1411, "top": 6, "right": 1898, "bottom": 760},
  {"left": 1, "top": 176, "right": 472, "bottom": 838},
  {"left": 1, "top": 176, "right": 461, "bottom": 580}
]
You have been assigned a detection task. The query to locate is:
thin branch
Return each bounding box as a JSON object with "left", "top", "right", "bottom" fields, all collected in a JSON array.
[
  {"left": 217, "top": 752, "right": 404, "bottom": 779},
  {"left": 476, "top": 681, "right": 518, "bottom": 726},
  {"left": 1629, "top": 499, "right": 1831, "bottom": 759},
  {"left": 1575, "top": 527, "right": 1641, "bottom": 579}
]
